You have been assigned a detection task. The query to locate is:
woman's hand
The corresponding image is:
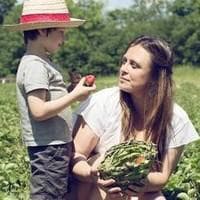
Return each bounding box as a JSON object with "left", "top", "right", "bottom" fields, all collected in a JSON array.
[
  {"left": 124, "top": 184, "right": 145, "bottom": 197},
  {"left": 90, "top": 165, "right": 124, "bottom": 199}
]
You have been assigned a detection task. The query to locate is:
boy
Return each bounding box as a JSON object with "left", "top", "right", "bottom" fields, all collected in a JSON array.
[{"left": 3, "top": 0, "right": 96, "bottom": 199}]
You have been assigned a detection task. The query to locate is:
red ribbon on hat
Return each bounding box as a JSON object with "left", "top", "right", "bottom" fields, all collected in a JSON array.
[{"left": 20, "top": 13, "right": 70, "bottom": 23}]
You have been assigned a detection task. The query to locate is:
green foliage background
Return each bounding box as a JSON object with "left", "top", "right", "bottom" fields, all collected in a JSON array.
[
  {"left": 0, "top": 0, "right": 200, "bottom": 77},
  {"left": 0, "top": 0, "right": 199, "bottom": 199}
]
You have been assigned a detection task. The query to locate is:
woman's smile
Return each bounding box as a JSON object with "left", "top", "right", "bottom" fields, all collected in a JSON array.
[{"left": 119, "top": 76, "right": 129, "bottom": 82}]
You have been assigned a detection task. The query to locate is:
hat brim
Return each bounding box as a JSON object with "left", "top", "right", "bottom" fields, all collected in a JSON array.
[{"left": 2, "top": 18, "right": 85, "bottom": 31}]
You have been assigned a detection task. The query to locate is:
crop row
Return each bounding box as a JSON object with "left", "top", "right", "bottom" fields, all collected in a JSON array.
[{"left": 0, "top": 81, "right": 199, "bottom": 200}]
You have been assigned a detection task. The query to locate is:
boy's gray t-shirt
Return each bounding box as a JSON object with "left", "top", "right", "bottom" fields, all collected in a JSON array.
[{"left": 16, "top": 55, "right": 72, "bottom": 146}]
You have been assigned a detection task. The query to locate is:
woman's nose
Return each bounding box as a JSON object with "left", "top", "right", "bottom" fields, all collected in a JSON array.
[{"left": 120, "top": 63, "right": 129, "bottom": 73}]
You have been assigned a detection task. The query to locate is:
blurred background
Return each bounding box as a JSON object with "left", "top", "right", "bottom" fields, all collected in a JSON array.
[
  {"left": 0, "top": 0, "right": 199, "bottom": 199},
  {"left": 0, "top": 0, "right": 199, "bottom": 78}
]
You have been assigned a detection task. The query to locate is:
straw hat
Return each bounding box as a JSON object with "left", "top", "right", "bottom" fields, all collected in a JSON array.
[{"left": 3, "top": 0, "right": 85, "bottom": 31}]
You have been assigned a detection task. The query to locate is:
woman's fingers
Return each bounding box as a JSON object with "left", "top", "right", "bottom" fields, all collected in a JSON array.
[
  {"left": 124, "top": 184, "right": 141, "bottom": 196},
  {"left": 108, "top": 191, "right": 125, "bottom": 199},
  {"left": 107, "top": 186, "right": 122, "bottom": 193},
  {"left": 98, "top": 178, "right": 116, "bottom": 187}
]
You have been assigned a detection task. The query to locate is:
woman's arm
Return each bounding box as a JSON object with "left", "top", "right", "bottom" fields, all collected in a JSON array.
[
  {"left": 125, "top": 145, "right": 184, "bottom": 195},
  {"left": 72, "top": 116, "right": 99, "bottom": 182},
  {"left": 146, "top": 146, "right": 184, "bottom": 191},
  {"left": 72, "top": 116, "right": 122, "bottom": 199}
]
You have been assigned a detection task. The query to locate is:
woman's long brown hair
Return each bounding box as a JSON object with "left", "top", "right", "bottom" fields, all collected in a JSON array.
[{"left": 120, "top": 35, "right": 174, "bottom": 165}]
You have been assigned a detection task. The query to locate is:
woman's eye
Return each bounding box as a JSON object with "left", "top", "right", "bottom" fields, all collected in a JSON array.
[
  {"left": 130, "top": 61, "right": 138, "bottom": 68},
  {"left": 121, "top": 57, "right": 127, "bottom": 64}
]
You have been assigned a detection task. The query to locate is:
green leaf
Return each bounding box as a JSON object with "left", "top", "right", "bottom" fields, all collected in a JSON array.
[{"left": 177, "top": 192, "right": 190, "bottom": 200}]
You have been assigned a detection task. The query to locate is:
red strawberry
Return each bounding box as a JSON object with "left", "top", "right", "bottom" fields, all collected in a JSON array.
[{"left": 84, "top": 75, "right": 96, "bottom": 86}]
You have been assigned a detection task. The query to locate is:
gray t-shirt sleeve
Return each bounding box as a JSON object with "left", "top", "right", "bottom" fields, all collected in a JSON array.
[{"left": 24, "top": 60, "right": 49, "bottom": 93}]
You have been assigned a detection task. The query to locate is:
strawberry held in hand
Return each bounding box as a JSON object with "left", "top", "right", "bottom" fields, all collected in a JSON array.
[{"left": 84, "top": 75, "right": 96, "bottom": 86}]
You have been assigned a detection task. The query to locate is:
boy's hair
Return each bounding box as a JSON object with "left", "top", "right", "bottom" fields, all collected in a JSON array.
[{"left": 23, "top": 28, "right": 56, "bottom": 45}]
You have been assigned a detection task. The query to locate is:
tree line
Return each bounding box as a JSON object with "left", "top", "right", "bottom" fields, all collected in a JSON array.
[{"left": 0, "top": 0, "right": 199, "bottom": 77}]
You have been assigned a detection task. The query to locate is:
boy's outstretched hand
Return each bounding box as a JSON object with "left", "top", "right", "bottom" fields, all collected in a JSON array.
[{"left": 71, "top": 75, "right": 96, "bottom": 101}]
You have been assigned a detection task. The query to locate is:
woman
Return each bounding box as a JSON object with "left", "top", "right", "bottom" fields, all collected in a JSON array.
[{"left": 71, "top": 35, "right": 199, "bottom": 200}]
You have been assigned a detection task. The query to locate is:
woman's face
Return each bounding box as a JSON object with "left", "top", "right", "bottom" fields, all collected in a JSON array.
[{"left": 118, "top": 44, "right": 153, "bottom": 95}]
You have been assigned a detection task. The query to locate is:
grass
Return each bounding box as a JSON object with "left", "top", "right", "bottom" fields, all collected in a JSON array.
[
  {"left": 95, "top": 74, "right": 118, "bottom": 89},
  {"left": 0, "top": 66, "right": 199, "bottom": 199},
  {"left": 174, "top": 65, "right": 200, "bottom": 87}
]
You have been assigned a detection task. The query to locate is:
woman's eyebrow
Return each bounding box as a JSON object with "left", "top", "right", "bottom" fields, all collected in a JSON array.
[
  {"left": 122, "top": 55, "right": 141, "bottom": 68},
  {"left": 130, "top": 59, "right": 141, "bottom": 68}
]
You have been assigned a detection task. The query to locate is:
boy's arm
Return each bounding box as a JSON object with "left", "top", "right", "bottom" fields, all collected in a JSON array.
[{"left": 27, "top": 78, "right": 96, "bottom": 121}]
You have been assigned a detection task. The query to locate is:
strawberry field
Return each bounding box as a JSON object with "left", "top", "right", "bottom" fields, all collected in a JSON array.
[{"left": 0, "top": 67, "right": 199, "bottom": 200}]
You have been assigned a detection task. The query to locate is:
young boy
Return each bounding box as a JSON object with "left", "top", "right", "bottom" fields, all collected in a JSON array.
[{"left": 3, "top": 0, "right": 96, "bottom": 199}]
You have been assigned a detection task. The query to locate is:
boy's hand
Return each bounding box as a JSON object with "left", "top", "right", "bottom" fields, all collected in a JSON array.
[{"left": 71, "top": 77, "right": 96, "bottom": 101}]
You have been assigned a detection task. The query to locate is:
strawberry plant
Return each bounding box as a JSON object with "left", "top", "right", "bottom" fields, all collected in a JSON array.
[
  {"left": 0, "top": 84, "right": 29, "bottom": 200},
  {"left": 164, "top": 82, "right": 200, "bottom": 199},
  {"left": 0, "top": 67, "right": 199, "bottom": 199}
]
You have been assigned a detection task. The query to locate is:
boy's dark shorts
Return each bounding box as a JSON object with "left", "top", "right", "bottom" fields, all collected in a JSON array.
[{"left": 27, "top": 143, "right": 72, "bottom": 200}]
